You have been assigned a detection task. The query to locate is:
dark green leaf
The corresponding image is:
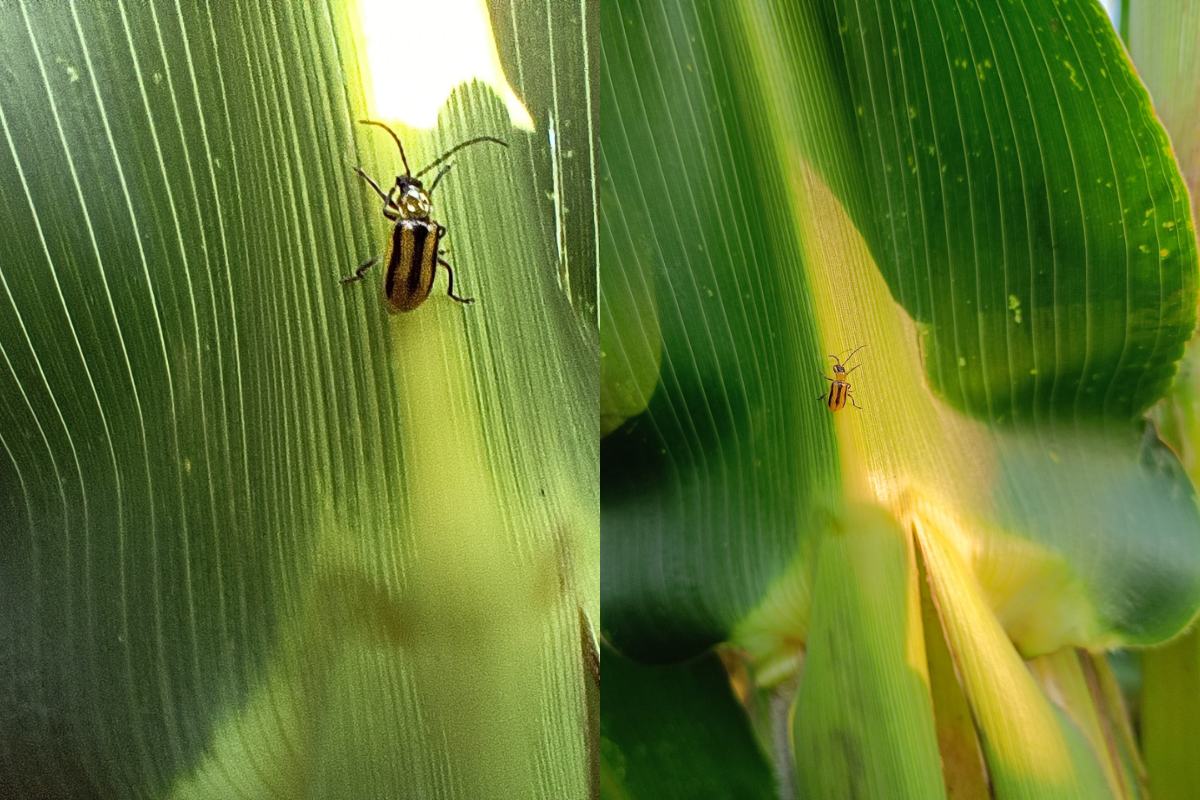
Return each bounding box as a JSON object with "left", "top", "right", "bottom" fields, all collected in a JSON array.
[
  {"left": 600, "top": 0, "right": 834, "bottom": 663},
  {"left": 600, "top": 644, "right": 776, "bottom": 799},
  {"left": 833, "top": 0, "right": 1195, "bottom": 421}
]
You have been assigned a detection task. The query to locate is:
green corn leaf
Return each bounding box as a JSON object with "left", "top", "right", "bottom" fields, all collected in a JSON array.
[
  {"left": 792, "top": 506, "right": 945, "bottom": 798},
  {"left": 919, "top": 545, "right": 990, "bottom": 797},
  {"left": 1089, "top": 652, "right": 1147, "bottom": 800},
  {"left": 603, "top": 0, "right": 1198, "bottom": 661},
  {"left": 1140, "top": 629, "right": 1200, "bottom": 800},
  {"left": 1124, "top": 5, "right": 1200, "bottom": 797},
  {"left": 602, "top": 0, "right": 1200, "bottom": 794},
  {"left": 918, "top": 522, "right": 1113, "bottom": 799},
  {"left": 1026, "top": 649, "right": 1143, "bottom": 799},
  {"left": 600, "top": 643, "right": 776, "bottom": 799},
  {"left": 832, "top": 0, "right": 1195, "bottom": 421},
  {"left": 601, "top": 0, "right": 834, "bottom": 664},
  {"left": 0, "top": 2, "right": 597, "bottom": 797}
]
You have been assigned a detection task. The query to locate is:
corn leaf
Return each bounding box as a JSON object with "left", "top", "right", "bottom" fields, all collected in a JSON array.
[
  {"left": 1125, "top": 4, "right": 1200, "bottom": 796},
  {"left": 600, "top": 644, "right": 776, "bottom": 800},
  {"left": 792, "top": 506, "right": 944, "bottom": 798},
  {"left": 603, "top": 0, "right": 1198, "bottom": 659},
  {"left": 602, "top": 0, "right": 1200, "bottom": 794},
  {"left": 0, "top": 2, "right": 597, "bottom": 797}
]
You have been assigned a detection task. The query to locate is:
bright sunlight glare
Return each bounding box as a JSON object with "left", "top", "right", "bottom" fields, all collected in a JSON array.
[{"left": 360, "top": 0, "right": 535, "bottom": 130}]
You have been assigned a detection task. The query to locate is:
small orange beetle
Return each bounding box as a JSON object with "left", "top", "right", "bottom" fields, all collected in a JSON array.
[{"left": 821, "top": 345, "right": 865, "bottom": 411}]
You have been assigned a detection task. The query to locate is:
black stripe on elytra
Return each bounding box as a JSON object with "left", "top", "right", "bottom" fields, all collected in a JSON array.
[
  {"left": 384, "top": 223, "right": 408, "bottom": 299},
  {"left": 408, "top": 223, "right": 430, "bottom": 296},
  {"left": 829, "top": 381, "right": 848, "bottom": 409}
]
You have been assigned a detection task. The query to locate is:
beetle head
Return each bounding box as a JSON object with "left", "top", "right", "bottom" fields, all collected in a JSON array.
[
  {"left": 832, "top": 363, "right": 846, "bottom": 376},
  {"left": 394, "top": 176, "right": 431, "bottom": 220}
]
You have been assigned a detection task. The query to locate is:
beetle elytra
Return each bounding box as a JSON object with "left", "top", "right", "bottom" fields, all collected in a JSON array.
[{"left": 341, "top": 119, "right": 506, "bottom": 313}]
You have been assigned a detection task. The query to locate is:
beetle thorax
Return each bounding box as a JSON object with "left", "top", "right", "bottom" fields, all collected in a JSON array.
[{"left": 396, "top": 182, "right": 432, "bottom": 220}]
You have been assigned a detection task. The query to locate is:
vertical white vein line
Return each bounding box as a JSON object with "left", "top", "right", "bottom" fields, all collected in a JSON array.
[
  {"left": 225, "top": 0, "right": 307, "bottom": 778},
  {"left": 142, "top": 2, "right": 212, "bottom": 721},
  {"left": 201, "top": 0, "right": 254, "bottom": 584},
  {"left": 967, "top": 3, "right": 1036, "bottom": 424},
  {"left": 580, "top": 0, "right": 599, "bottom": 321},
  {"left": 113, "top": 0, "right": 200, "bottom": 769},
  {"left": 1059, "top": 2, "right": 1138, "bottom": 419},
  {"left": 17, "top": 0, "right": 132, "bottom": 779},
  {"left": 548, "top": 111, "right": 569, "bottom": 295},
  {"left": 925, "top": 0, "right": 992, "bottom": 419},
  {"left": 1013, "top": 2, "right": 1091, "bottom": 419},
  {"left": 170, "top": 0, "right": 240, "bottom": 691}
]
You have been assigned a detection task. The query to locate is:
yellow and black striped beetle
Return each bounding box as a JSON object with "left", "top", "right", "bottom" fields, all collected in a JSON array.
[
  {"left": 821, "top": 345, "right": 865, "bottom": 411},
  {"left": 341, "top": 119, "right": 507, "bottom": 312}
]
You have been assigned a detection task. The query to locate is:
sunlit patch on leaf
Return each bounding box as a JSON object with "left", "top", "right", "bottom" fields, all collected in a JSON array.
[{"left": 357, "top": 0, "right": 534, "bottom": 130}]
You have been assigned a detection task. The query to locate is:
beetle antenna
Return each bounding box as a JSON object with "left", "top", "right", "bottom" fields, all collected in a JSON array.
[
  {"left": 358, "top": 119, "right": 412, "bottom": 177},
  {"left": 841, "top": 344, "right": 866, "bottom": 366},
  {"left": 416, "top": 136, "right": 508, "bottom": 178}
]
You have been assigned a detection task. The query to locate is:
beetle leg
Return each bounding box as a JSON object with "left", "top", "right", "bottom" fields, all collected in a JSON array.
[
  {"left": 382, "top": 185, "right": 407, "bottom": 220},
  {"left": 438, "top": 258, "right": 474, "bottom": 305},
  {"left": 353, "top": 166, "right": 403, "bottom": 219},
  {"left": 848, "top": 391, "right": 863, "bottom": 410},
  {"left": 823, "top": 375, "right": 834, "bottom": 382},
  {"left": 340, "top": 256, "right": 379, "bottom": 284}
]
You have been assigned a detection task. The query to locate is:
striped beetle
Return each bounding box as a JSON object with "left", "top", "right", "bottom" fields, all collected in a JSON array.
[
  {"left": 341, "top": 119, "right": 506, "bottom": 312},
  {"left": 822, "top": 345, "right": 865, "bottom": 412}
]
